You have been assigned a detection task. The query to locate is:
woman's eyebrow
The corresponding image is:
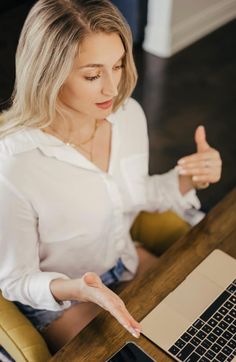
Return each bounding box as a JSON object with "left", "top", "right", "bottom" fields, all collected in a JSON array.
[
  {"left": 78, "top": 63, "right": 103, "bottom": 69},
  {"left": 78, "top": 52, "right": 125, "bottom": 69}
]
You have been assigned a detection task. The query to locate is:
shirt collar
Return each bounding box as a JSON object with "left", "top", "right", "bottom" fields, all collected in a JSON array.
[
  {"left": 0, "top": 111, "right": 115, "bottom": 156},
  {"left": 0, "top": 111, "right": 120, "bottom": 173}
]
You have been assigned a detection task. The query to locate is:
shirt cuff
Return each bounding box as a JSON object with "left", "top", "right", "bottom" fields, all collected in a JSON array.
[
  {"left": 157, "top": 168, "right": 205, "bottom": 225},
  {"left": 27, "top": 271, "right": 71, "bottom": 311},
  {"left": 170, "top": 168, "right": 201, "bottom": 210}
]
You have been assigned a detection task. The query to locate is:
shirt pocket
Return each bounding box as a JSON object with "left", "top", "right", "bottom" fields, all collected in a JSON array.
[{"left": 120, "top": 153, "right": 148, "bottom": 207}]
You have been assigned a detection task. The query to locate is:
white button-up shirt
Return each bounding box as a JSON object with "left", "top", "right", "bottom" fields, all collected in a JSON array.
[{"left": 0, "top": 98, "right": 203, "bottom": 311}]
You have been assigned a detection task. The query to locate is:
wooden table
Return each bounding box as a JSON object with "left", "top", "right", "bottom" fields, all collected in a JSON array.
[{"left": 51, "top": 187, "right": 236, "bottom": 362}]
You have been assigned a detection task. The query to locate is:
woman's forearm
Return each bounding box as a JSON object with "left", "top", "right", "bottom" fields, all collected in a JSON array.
[{"left": 50, "top": 277, "right": 85, "bottom": 303}]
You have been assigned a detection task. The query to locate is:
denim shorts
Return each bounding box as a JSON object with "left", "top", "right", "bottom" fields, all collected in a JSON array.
[{"left": 14, "top": 258, "right": 126, "bottom": 332}]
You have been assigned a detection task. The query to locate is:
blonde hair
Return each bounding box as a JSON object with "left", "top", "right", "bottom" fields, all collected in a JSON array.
[{"left": 0, "top": 0, "right": 137, "bottom": 137}]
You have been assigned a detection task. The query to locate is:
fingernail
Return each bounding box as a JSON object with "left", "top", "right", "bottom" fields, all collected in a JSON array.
[
  {"left": 124, "top": 325, "right": 140, "bottom": 338},
  {"left": 192, "top": 176, "right": 198, "bottom": 181},
  {"left": 131, "top": 328, "right": 140, "bottom": 338},
  {"left": 178, "top": 159, "right": 185, "bottom": 165},
  {"left": 179, "top": 169, "right": 187, "bottom": 175}
]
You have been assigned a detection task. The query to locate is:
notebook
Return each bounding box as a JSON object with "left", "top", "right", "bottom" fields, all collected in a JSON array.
[{"left": 141, "top": 249, "right": 236, "bottom": 362}]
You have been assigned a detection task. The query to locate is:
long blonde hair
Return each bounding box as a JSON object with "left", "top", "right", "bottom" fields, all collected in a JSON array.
[{"left": 0, "top": 0, "right": 137, "bottom": 137}]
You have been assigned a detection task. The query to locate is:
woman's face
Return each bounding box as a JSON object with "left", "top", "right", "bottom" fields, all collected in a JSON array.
[{"left": 60, "top": 32, "right": 125, "bottom": 120}]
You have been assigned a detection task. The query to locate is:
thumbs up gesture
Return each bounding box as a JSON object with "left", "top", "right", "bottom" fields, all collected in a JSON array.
[{"left": 176, "top": 126, "right": 222, "bottom": 190}]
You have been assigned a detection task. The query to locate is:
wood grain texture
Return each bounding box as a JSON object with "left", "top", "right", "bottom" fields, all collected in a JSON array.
[{"left": 51, "top": 187, "right": 236, "bottom": 362}]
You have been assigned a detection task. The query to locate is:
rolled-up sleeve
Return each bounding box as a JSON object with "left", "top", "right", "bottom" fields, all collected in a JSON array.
[
  {"left": 146, "top": 168, "right": 205, "bottom": 225},
  {"left": 0, "top": 174, "right": 71, "bottom": 311}
]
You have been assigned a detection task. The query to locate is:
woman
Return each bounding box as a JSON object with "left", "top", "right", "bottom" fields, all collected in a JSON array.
[{"left": 0, "top": 0, "right": 222, "bottom": 353}]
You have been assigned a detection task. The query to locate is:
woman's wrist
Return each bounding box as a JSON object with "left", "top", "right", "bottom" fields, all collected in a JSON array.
[
  {"left": 178, "top": 175, "right": 194, "bottom": 195},
  {"left": 178, "top": 174, "right": 210, "bottom": 195},
  {"left": 50, "top": 277, "right": 85, "bottom": 303}
]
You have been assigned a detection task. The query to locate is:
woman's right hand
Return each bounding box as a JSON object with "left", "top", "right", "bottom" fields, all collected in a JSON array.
[{"left": 77, "top": 272, "right": 141, "bottom": 338}]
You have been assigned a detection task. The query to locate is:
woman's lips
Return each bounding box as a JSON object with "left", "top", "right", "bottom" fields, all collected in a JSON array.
[{"left": 95, "top": 99, "right": 113, "bottom": 109}]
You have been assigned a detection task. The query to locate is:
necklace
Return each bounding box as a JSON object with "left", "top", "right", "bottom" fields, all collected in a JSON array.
[{"left": 47, "top": 119, "right": 99, "bottom": 161}]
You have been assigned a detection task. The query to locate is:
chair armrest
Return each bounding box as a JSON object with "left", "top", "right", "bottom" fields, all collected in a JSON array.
[{"left": 0, "top": 291, "right": 51, "bottom": 362}]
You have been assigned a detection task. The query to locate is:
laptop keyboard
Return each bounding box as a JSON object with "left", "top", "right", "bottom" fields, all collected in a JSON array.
[{"left": 168, "top": 279, "right": 236, "bottom": 361}]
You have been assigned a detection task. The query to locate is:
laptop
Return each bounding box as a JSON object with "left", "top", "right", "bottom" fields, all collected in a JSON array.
[{"left": 141, "top": 249, "right": 236, "bottom": 362}]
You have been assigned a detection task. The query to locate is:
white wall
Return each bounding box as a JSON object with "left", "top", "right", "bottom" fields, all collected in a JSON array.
[
  {"left": 143, "top": 0, "right": 236, "bottom": 57},
  {"left": 172, "top": 0, "right": 220, "bottom": 24}
]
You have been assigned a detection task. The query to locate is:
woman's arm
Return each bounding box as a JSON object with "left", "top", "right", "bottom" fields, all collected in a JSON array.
[
  {"left": 0, "top": 175, "right": 140, "bottom": 337},
  {"left": 125, "top": 99, "right": 203, "bottom": 221},
  {"left": 124, "top": 100, "right": 221, "bottom": 224},
  {"left": 0, "top": 174, "right": 71, "bottom": 311}
]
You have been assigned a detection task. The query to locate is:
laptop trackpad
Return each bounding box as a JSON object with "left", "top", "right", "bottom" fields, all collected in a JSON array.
[{"left": 164, "top": 271, "right": 222, "bottom": 322}]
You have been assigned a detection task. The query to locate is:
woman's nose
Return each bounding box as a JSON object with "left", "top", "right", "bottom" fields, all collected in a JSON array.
[{"left": 102, "top": 74, "right": 118, "bottom": 97}]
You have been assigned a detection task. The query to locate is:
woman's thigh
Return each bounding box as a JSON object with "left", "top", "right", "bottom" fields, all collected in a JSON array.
[
  {"left": 135, "top": 245, "right": 159, "bottom": 277},
  {"left": 42, "top": 301, "right": 102, "bottom": 353},
  {"left": 42, "top": 246, "right": 158, "bottom": 353}
]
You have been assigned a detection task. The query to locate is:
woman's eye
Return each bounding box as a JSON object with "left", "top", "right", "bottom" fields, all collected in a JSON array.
[
  {"left": 85, "top": 74, "right": 101, "bottom": 81},
  {"left": 84, "top": 65, "right": 123, "bottom": 81},
  {"left": 114, "top": 64, "right": 124, "bottom": 71}
]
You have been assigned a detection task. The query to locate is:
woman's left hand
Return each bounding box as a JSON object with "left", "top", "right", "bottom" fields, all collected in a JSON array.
[{"left": 176, "top": 125, "right": 222, "bottom": 190}]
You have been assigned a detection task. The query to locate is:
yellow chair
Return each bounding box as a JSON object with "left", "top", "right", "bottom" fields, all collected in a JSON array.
[
  {"left": 0, "top": 291, "right": 51, "bottom": 361},
  {"left": 0, "top": 211, "right": 189, "bottom": 361},
  {"left": 130, "top": 210, "right": 190, "bottom": 255}
]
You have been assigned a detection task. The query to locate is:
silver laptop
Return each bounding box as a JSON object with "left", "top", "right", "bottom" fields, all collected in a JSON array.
[{"left": 141, "top": 249, "right": 236, "bottom": 362}]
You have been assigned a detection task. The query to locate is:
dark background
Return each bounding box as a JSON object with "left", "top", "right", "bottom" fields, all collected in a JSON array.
[{"left": 0, "top": 0, "right": 235, "bottom": 212}]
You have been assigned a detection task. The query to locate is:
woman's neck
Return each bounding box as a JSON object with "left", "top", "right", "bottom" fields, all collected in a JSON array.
[{"left": 47, "top": 105, "right": 98, "bottom": 142}]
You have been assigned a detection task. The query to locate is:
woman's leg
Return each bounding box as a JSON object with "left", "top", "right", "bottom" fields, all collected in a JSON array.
[
  {"left": 135, "top": 245, "right": 159, "bottom": 277},
  {"left": 41, "top": 301, "right": 102, "bottom": 354},
  {"left": 41, "top": 247, "right": 158, "bottom": 354}
]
